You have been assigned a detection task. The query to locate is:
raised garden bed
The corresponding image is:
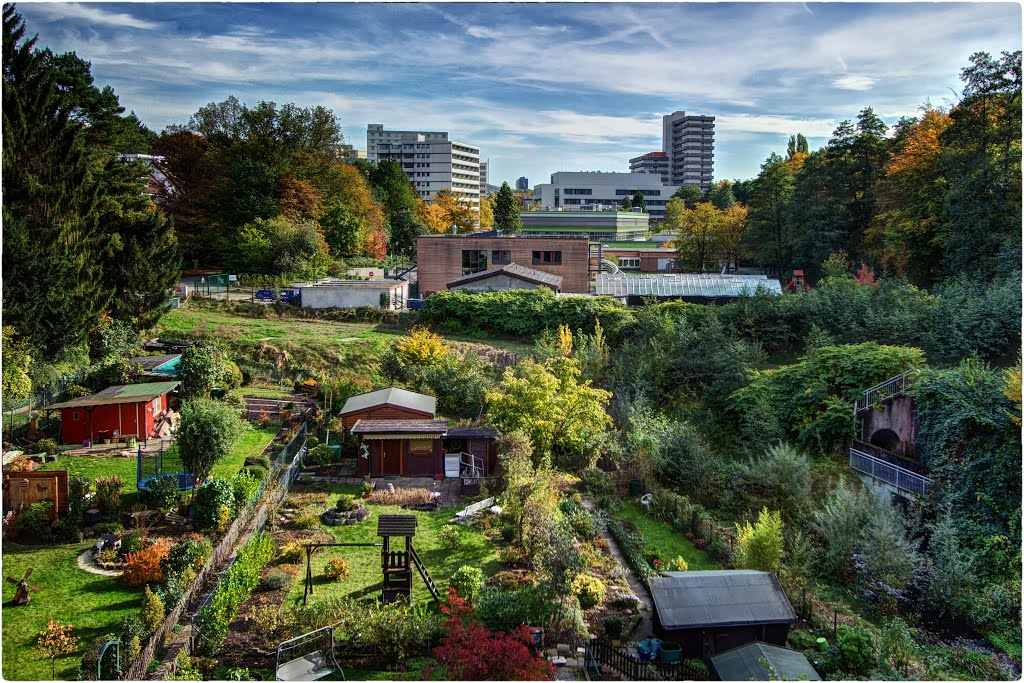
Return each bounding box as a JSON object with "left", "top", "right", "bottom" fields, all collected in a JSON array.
[{"left": 320, "top": 504, "right": 370, "bottom": 526}]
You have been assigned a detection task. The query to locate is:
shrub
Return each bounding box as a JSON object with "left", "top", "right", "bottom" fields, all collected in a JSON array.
[
  {"left": 290, "top": 515, "right": 321, "bottom": 530},
  {"left": 14, "top": 501, "right": 54, "bottom": 540},
  {"left": 605, "top": 520, "right": 652, "bottom": 580},
  {"left": 120, "top": 531, "right": 147, "bottom": 557},
  {"left": 277, "top": 542, "right": 304, "bottom": 564},
  {"left": 241, "top": 464, "right": 268, "bottom": 481},
  {"left": 734, "top": 507, "right": 784, "bottom": 573},
  {"left": 360, "top": 481, "right": 373, "bottom": 498},
  {"left": 35, "top": 438, "right": 60, "bottom": 456},
  {"left": 118, "top": 614, "right": 147, "bottom": 654},
  {"left": 305, "top": 444, "right": 333, "bottom": 467},
  {"left": 122, "top": 542, "right": 169, "bottom": 587},
  {"left": 834, "top": 624, "right": 878, "bottom": 675},
  {"left": 192, "top": 478, "right": 235, "bottom": 530},
  {"left": 156, "top": 566, "right": 194, "bottom": 610},
  {"left": 217, "top": 504, "right": 233, "bottom": 533},
  {"left": 249, "top": 604, "right": 281, "bottom": 641},
  {"left": 603, "top": 615, "right": 624, "bottom": 641},
  {"left": 579, "top": 467, "right": 615, "bottom": 498},
  {"left": 93, "top": 521, "right": 124, "bottom": 535},
  {"left": 261, "top": 571, "right": 291, "bottom": 592},
  {"left": 244, "top": 455, "right": 271, "bottom": 471},
  {"left": 94, "top": 476, "right": 124, "bottom": 515},
  {"left": 164, "top": 534, "right": 213, "bottom": 576},
  {"left": 570, "top": 574, "right": 606, "bottom": 609},
  {"left": 232, "top": 473, "right": 262, "bottom": 510},
  {"left": 448, "top": 566, "right": 483, "bottom": 604},
  {"left": 438, "top": 525, "right": 461, "bottom": 550},
  {"left": 324, "top": 558, "right": 351, "bottom": 581},
  {"left": 335, "top": 494, "right": 356, "bottom": 512},
  {"left": 256, "top": 411, "right": 272, "bottom": 428},
  {"left": 147, "top": 475, "right": 181, "bottom": 512},
  {"left": 140, "top": 586, "right": 165, "bottom": 635}
]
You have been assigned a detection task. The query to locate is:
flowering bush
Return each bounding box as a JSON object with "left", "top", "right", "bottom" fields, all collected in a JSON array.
[
  {"left": 122, "top": 542, "right": 170, "bottom": 587},
  {"left": 664, "top": 556, "right": 689, "bottom": 572},
  {"left": 570, "top": 574, "right": 606, "bottom": 609}
]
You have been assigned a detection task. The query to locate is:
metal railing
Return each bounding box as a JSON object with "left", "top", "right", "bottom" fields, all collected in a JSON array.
[
  {"left": 856, "top": 370, "right": 919, "bottom": 413},
  {"left": 585, "top": 638, "right": 701, "bottom": 681},
  {"left": 850, "top": 447, "right": 932, "bottom": 497}
]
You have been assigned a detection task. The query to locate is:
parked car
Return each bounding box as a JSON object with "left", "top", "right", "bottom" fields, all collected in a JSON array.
[{"left": 254, "top": 289, "right": 300, "bottom": 304}]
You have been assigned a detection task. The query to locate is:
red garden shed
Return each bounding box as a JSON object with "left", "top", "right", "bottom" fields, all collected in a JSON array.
[{"left": 47, "top": 381, "right": 180, "bottom": 445}]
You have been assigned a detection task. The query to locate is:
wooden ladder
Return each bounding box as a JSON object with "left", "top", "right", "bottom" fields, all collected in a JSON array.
[{"left": 408, "top": 545, "right": 441, "bottom": 602}]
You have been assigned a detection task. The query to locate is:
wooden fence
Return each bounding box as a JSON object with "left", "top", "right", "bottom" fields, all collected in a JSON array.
[
  {"left": 113, "top": 425, "right": 310, "bottom": 680},
  {"left": 585, "top": 637, "right": 704, "bottom": 681}
]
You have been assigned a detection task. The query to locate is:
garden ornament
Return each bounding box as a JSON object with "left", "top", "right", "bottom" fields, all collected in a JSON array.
[{"left": 7, "top": 568, "right": 39, "bottom": 605}]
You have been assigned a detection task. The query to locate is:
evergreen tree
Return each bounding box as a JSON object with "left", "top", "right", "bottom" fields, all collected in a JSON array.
[
  {"left": 743, "top": 153, "right": 795, "bottom": 277},
  {"left": 494, "top": 182, "right": 521, "bottom": 234},
  {"left": 672, "top": 183, "right": 705, "bottom": 209},
  {"left": 2, "top": 5, "right": 110, "bottom": 360},
  {"left": 707, "top": 179, "right": 737, "bottom": 209},
  {"left": 621, "top": 195, "right": 632, "bottom": 210},
  {"left": 786, "top": 133, "right": 809, "bottom": 159}
]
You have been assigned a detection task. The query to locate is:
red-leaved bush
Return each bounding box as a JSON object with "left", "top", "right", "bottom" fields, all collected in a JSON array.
[
  {"left": 431, "top": 589, "right": 554, "bottom": 681},
  {"left": 121, "top": 542, "right": 169, "bottom": 587},
  {"left": 854, "top": 263, "right": 879, "bottom": 288}
]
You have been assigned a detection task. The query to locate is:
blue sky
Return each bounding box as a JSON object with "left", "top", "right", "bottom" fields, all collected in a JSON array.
[{"left": 18, "top": 2, "right": 1022, "bottom": 186}]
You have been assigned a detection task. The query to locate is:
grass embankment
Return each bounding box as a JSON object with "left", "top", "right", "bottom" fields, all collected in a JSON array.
[
  {"left": 283, "top": 485, "right": 500, "bottom": 607},
  {"left": 2, "top": 542, "right": 141, "bottom": 681},
  {"left": 612, "top": 500, "right": 720, "bottom": 571}
]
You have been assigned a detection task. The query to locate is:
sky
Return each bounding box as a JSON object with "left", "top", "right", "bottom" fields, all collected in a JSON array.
[{"left": 17, "top": 2, "right": 1023, "bottom": 187}]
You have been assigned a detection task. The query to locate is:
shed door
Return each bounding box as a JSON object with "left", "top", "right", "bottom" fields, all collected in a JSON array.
[
  {"left": 470, "top": 440, "right": 489, "bottom": 475},
  {"left": 120, "top": 404, "right": 138, "bottom": 438},
  {"left": 381, "top": 440, "right": 402, "bottom": 476}
]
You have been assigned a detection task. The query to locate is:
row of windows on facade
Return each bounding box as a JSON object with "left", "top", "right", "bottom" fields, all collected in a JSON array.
[
  {"left": 461, "top": 249, "right": 561, "bottom": 274},
  {"left": 561, "top": 198, "right": 668, "bottom": 206},
  {"left": 559, "top": 188, "right": 663, "bottom": 196}
]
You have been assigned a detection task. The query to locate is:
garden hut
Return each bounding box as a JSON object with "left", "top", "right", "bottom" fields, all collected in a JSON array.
[
  {"left": 46, "top": 381, "right": 179, "bottom": 445},
  {"left": 711, "top": 642, "right": 820, "bottom": 680},
  {"left": 649, "top": 570, "right": 798, "bottom": 658}
]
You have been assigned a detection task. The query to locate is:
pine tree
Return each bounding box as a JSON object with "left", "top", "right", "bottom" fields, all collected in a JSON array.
[
  {"left": 494, "top": 182, "right": 521, "bottom": 234},
  {"left": 631, "top": 190, "right": 646, "bottom": 211},
  {"left": 621, "top": 195, "right": 632, "bottom": 210}
]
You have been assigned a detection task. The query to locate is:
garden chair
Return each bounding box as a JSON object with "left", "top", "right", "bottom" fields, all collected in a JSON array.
[
  {"left": 639, "top": 493, "right": 653, "bottom": 514},
  {"left": 275, "top": 624, "right": 343, "bottom": 681}
]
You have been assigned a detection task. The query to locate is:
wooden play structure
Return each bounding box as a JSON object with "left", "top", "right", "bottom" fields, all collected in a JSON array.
[{"left": 378, "top": 514, "right": 441, "bottom": 603}]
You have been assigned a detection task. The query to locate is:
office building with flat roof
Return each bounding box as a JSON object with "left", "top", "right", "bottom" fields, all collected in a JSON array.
[
  {"left": 520, "top": 210, "right": 649, "bottom": 241},
  {"left": 367, "top": 124, "right": 481, "bottom": 213},
  {"left": 629, "top": 151, "right": 671, "bottom": 184},
  {"left": 516, "top": 176, "right": 530, "bottom": 190},
  {"left": 533, "top": 171, "right": 683, "bottom": 220}
]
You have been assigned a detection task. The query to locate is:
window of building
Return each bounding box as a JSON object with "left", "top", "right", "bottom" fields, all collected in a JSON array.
[
  {"left": 618, "top": 257, "right": 641, "bottom": 270},
  {"left": 563, "top": 188, "right": 593, "bottom": 195},
  {"left": 409, "top": 438, "right": 433, "bottom": 453},
  {"left": 462, "top": 250, "right": 488, "bottom": 275},
  {"left": 492, "top": 249, "right": 511, "bottom": 265},
  {"left": 72, "top": 411, "right": 80, "bottom": 421},
  {"left": 532, "top": 250, "right": 562, "bottom": 265}
]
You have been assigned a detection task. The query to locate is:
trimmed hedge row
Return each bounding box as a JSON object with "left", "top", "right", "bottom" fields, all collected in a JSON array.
[{"left": 606, "top": 519, "right": 653, "bottom": 582}]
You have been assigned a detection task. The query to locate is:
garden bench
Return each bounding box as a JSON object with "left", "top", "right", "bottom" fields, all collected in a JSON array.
[{"left": 452, "top": 496, "right": 495, "bottom": 523}]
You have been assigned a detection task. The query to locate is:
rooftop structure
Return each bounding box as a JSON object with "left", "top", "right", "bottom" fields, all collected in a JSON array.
[
  {"left": 629, "top": 151, "right": 671, "bottom": 184},
  {"left": 650, "top": 571, "right": 797, "bottom": 631}
]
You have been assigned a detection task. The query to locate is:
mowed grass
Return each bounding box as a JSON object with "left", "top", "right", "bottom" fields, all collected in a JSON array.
[
  {"left": 211, "top": 426, "right": 278, "bottom": 480},
  {"left": 612, "top": 500, "right": 721, "bottom": 571},
  {"left": 284, "top": 485, "right": 500, "bottom": 608},
  {"left": 2, "top": 542, "right": 141, "bottom": 681}
]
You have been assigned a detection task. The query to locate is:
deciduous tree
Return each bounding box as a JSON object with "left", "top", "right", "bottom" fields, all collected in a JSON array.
[
  {"left": 177, "top": 398, "right": 246, "bottom": 496},
  {"left": 673, "top": 201, "right": 722, "bottom": 273}
]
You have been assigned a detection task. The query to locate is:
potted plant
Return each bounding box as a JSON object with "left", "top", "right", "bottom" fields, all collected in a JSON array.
[{"left": 604, "top": 615, "right": 624, "bottom": 646}]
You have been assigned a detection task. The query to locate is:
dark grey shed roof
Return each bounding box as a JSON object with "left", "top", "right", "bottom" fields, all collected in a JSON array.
[
  {"left": 377, "top": 514, "right": 418, "bottom": 537},
  {"left": 339, "top": 387, "right": 436, "bottom": 417},
  {"left": 711, "top": 642, "right": 821, "bottom": 681},
  {"left": 649, "top": 571, "right": 797, "bottom": 630},
  {"left": 446, "top": 263, "right": 563, "bottom": 290},
  {"left": 129, "top": 354, "right": 181, "bottom": 371}
]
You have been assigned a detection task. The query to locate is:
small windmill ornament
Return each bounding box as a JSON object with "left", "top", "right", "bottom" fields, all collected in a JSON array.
[{"left": 7, "top": 568, "right": 39, "bottom": 605}]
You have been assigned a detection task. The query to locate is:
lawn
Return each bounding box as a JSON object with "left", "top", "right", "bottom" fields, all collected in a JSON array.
[
  {"left": 284, "top": 485, "right": 500, "bottom": 608},
  {"left": 211, "top": 426, "right": 278, "bottom": 480},
  {"left": 612, "top": 500, "right": 720, "bottom": 571},
  {"left": 2, "top": 541, "right": 141, "bottom": 681}
]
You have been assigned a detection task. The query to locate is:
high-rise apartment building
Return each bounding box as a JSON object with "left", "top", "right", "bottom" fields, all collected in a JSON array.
[
  {"left": 661, "top": 111, "right": 715, "bottom": 190},
  {"left": 366, "top": 124, "right": 481, "bottom": 213},
  {"left": 628, "top": 152, "right": 670, "bottom": 184},
  {"left": 516, "top": 176, "right": 529, "bottom": 190},
  {"left": 479, "top": 161, "right": 489, "bottom": 197}
]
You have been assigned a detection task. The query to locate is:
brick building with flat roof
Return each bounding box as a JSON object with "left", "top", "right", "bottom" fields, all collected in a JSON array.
[{"left": 416, "top": 233, "right": 591, "bottom": 296}]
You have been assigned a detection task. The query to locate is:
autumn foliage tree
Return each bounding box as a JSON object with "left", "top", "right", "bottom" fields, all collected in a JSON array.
[
  {"left": 35, "top": 620, "right": 78, "bottom": 680},
  {"left": 431, "top": 589, "right": 554, "bottom": 681}
]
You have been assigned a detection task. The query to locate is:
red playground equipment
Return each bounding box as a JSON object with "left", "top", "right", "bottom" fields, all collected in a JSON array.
[{"left": 784, "top": 269, "right": 811, "bottom": 292}]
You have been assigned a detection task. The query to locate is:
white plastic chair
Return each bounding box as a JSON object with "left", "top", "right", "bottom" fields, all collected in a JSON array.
[{"left": 639, "top": 493, "right": 653, "bottom": 514}]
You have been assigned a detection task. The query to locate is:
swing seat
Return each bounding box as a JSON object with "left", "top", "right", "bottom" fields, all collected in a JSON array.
[{"left": 276, "top": 652, "right": 333, "bottom": 681}]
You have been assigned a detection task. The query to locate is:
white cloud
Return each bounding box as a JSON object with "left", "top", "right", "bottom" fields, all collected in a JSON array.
[
  {"left": 29, "top": 3, "right": 159, "bottom": 30},
  {"left": 832, "top": 75, "right": 877, "bottom": 91},
  {"left": 715, "top": 114, "right": 838, "bottom": 138}
]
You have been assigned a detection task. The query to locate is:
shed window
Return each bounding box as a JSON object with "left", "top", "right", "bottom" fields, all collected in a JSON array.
[
  {"left": 491, "top": 249, "right": 511, "bottom": 265},
  {"left": 532, "top": 250, "right": 562, "bottom": 265},
  {"left": 618, "top": 257, "right": 641, "bottom": 270},
  {"left": 409, "top": 438, "right": 433, "bottom": 453},
  {"left": 73, "top": 411, "right": 80, "bottom": 421},
  {"left": 462, "top": 250, "right": 488, "bottom": 275}
]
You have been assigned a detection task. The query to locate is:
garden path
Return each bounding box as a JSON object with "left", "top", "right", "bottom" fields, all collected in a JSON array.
[
  {"left": 76, "top": 549, "right": 122, "bottom": 577},
  {"left": 582, "top": 500, "right": 653, "bottom": 643}
]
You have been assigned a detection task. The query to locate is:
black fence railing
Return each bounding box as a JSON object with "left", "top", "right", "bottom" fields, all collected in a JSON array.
[{"left": 585, "top": 638, "right": 705, "bottom": 681}]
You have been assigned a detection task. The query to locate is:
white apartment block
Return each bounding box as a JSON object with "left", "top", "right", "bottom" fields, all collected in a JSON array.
[
  {"left": 662, "top": 111, "right": 715, "bottom": 190},
  {"left": 366, "top": 124, "right": 481, "bottom": 213},
  {"left": 479, "top": 160, "right": 489, "bottom": 197},
  {"left": 533, "top": 171, "right": 684, "bottom": 220}
]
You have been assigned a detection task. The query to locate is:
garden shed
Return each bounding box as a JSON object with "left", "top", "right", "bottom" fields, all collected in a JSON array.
[
  {"left": 129, "top": 354, "right": 181, "bottom": 380},
  {"left": 711, "top": 641, "right": 820, "bottom": 680},
  {"left": 349, "top": 420, "right": 497, "bottom": 479},
  {"left": 46, "top": 381, "right": 179, "bottom": 445},
  {"left": 649, "top": 570, "right": 798, "bottom": 657}
]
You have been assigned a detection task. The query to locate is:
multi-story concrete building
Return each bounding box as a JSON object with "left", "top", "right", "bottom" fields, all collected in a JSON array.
[
  {"left": 629, "top": 151, "right": 670, "bottom": 184},
  {"left": 520, "top": 211, "right": 649, "bottom": 242},
  {"left": 479, "top": 161, "right": 489, "bottom": 197},
  {"left": 662, "top": 111, "right": 715, "bottom": 190},
  {"left": 366, "top": 124, "right": 481, "bottom": 213},
  {"left": 516, "top": 176, "right": 530, "bottom": 190},
  {"left": 532, "top": 171, "right": 683, "bottom": 220}
]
